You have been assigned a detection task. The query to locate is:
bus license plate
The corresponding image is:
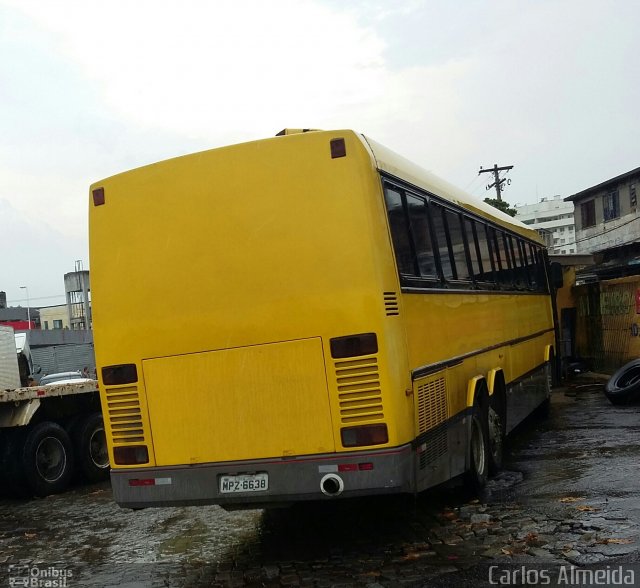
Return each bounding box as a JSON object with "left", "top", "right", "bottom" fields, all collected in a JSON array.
[{"left": 219, "top": 473, "right": 269, "bottom": 494}]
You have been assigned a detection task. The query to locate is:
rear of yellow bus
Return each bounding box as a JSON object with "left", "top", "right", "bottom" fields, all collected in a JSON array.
[{"left": 89, "top": 130, "right": 415, "bottom": 508}]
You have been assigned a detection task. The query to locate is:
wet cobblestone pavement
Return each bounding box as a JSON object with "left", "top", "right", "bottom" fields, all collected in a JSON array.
[{"left": 1, "top": 379, "right": 639, "bottom": 587}]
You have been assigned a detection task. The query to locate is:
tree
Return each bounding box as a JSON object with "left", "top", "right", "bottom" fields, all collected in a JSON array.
[{"left": 484, "top": 197, "right": 517, "bottom": 217}]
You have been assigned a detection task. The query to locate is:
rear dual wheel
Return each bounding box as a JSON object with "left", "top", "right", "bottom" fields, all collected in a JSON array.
[
  {"left": 73, "top": 412, "right": 110, "bottom": 482},
  {"left": 22, "top": 422, "right": 75, "bottom": 497}
]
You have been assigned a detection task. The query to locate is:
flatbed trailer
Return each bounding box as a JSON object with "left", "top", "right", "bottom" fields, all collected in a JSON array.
[{"left": 0, "top": 379, "right": 109, "bottom": 496}]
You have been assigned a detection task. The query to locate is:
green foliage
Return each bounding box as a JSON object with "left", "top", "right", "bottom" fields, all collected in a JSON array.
[{"left": 484, "top": 197, "right": 517, "bottom": 217}]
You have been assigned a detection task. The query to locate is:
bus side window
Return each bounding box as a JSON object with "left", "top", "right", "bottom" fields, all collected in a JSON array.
[
  {"left": 516, "top": 239, "right": 532, "bottom": 289},
  {"left": 498, "top": 232, "right": 515, "bottom": 289},
  {"left": 464, "top": 217, "right": 483, "bottom": 282},
  {"left": 507, "top": 235, "right": 525, "bottom": 289},
  {"left": 406, "top": 194, "right": 437, "bottom": 279},
  {"left": 535, "top": 246, "right": 549, "bottom": 293},
  {"left": 528, "top": 244, "right": 539, "bottom": 291},
  {"left": 430, "top": 203, "right": 455, "bottom": 281},
  {"left": 445, "top": 209, "right": 470, "bottom": 281},
  {"left": 477, "top": 224, "right": 496, "bottom": 284},
  {"left": 384, "top": 187, "right": 418, "bottom": 277}
]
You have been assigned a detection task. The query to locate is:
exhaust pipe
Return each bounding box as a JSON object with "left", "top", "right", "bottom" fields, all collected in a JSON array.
[{"left": 320, "top": 473, "right": 344, "bottom": 496}]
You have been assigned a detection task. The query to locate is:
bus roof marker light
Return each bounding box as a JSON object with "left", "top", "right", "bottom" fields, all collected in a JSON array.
[
  {"left": 330, "top": 138, "right": 346, "bottom": 159},
  {"left": 93, "top": 187, "right": 105, "bottom": 206}
]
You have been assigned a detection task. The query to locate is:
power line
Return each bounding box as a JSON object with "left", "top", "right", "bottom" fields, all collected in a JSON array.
[
  {"left": 7, "top": 295, "right": 67, "bottom": 305},
  {"left": 545, "top": 215, "right": 640, "bottom": 250}
]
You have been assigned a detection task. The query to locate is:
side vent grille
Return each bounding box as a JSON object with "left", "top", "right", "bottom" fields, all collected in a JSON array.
[
  {"left": 334, "top": 357, "right": 384, "bottom": 424},
  {"left": 105, "top": 385, "right": 145, "bottom": 444},
  {"left": 419, "top": 427, "right": 448, "bottom": 469},
  {"left": 383, "top": 292, "right": 399, "bottom": 316},
  {"left": 417, "top": 377, "right": 447, "bottom": 434},
  {"left": 416, "top": 375, "right": 449, "bottom": 469}
]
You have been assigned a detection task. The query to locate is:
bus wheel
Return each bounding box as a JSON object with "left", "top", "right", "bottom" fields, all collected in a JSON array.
[
  {"left": 487, "top": 405, "right": 504, "bottom": 475},
  {"left": 465, "top": 402, "right": 489, "bottom": 492},
  {"left": 22, "top": 422, "right": 75, "bottom": 497},
  {"left": 74, "top": 413, "right": 110, "bottom": 482}
]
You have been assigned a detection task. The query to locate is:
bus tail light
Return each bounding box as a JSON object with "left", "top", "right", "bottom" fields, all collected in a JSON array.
[
  {"left": 330, "top": 138, "right": 346, "bottom": 158},
  {"left": 93, "top": 187, "right": 105, "bottom": 206},
  {"left": 330, "top": 333, "right": 377, "bottom": 359},
  {"left": 114, "top": 445, "right": 149, "bottom": 465},
  {"left": 341, "top": 424, "right": 388, "bottom": 447},
  {"left": 102, "top": 363, "right": 138, "bottom": 385}
]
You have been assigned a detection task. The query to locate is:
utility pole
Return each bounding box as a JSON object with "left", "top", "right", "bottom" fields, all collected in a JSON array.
[{"left": 479, "top": 163, "right": 513, "bottom": 201}]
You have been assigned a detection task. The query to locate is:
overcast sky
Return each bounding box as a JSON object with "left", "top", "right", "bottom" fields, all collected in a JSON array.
[{"left": 1, "top": 0, "right": 638, "bottom": 307}]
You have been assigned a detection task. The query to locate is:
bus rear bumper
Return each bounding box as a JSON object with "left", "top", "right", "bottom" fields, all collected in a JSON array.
[{"left": 110, "top": 444, "right": 414, "bottom": 509}]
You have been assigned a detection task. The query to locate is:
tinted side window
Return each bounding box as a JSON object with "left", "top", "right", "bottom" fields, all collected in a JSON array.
[
  {"left": 477, "top": 224, "right": 495, "bottom": 283},
  {"left": 430, "top": 203, "right": 454, "bottom": 280},
  {"left": 406, "top": 194, "right": 437, "bottom": 278},
  {"left": 464, "top": 218, "right": 482, "bottom": 280},
  {"left": 446, "top": 209, "right": 470, "bottom": 281},
  {"left": 384, "top": 187, "right": 416, "bottom": 276}
]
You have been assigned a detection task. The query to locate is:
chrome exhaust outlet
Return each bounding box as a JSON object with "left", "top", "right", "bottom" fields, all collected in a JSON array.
[{"left": 320, "top": 473, "right": 344, "bottom": 496}]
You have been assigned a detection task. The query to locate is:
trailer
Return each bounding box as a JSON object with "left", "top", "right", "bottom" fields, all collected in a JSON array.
[{"left": 0, "top": 326, "right": 108, "bottom": 497}]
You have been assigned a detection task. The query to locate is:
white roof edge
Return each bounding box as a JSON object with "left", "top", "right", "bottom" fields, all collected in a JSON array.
[{"left": 359, "top": 134, "right": 542, "bottom": 243}]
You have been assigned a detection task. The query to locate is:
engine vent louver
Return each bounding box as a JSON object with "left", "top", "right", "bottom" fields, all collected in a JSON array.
[
  {"left": 334, "top": 356, "right": 384, "bottom": 424},
  {"left": 416, "top": 375, "right": 448, "bottom": 469},
  {"left": 383, "top": 292, "right": 399, "bottom": 316},
  {"left": 419, "top": 427, "right": 448, "bottom": 469},
  {"left": 417, "top": 377, "right": 447, "bottom": 434},
  {"left": 105, "top": 385, "right": 145, "bottom": 444}
]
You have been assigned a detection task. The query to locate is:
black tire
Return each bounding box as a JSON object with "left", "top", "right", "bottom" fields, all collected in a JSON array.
[
  {"left": 605, "top": 359, "right": 640, "bottom": 405},
  {"left": 22, "top": 422, "right": 75, "bottom": 497},
  {"left": 73, "top": 413, "right": 110, "bottom": 482},
  {"left": 465, "top": 400, "right": 489, "bottom": 492}
]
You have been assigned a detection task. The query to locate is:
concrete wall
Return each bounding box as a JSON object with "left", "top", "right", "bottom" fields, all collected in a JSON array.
[{"left": 573, "top": 175, "right": 639, "bottom": 253}]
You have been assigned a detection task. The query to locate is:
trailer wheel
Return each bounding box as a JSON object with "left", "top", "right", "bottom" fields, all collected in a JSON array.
[
  {"left": 74, "top": 413, "right": 110, "bottom": 482},
  {"left": 22, "top": 422, "right": 75, "bottom": 497}
]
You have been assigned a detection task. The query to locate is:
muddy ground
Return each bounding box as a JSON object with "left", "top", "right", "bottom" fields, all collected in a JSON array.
[{"left": 1, "top": 377, "right": 638, "bottom": 587}]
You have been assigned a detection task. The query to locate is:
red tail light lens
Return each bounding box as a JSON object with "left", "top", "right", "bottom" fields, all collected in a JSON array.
[
  {"left": 341, "top": 424, "right": 388, "bottom": 447},
  {"left": 92, "top": 187, "right": 105, "bottom": 206},
  {"left": 330, "top": 138, "right": 346, "bottom": 158},
  {"left": 330, "top": 333, "right": 377, "bottom": 359},
  {"left": 114, "top": 445, "right": 149, "bottom": 465},
  {"left": 102, "top": 364, "right": 138, "bottom": 385}
]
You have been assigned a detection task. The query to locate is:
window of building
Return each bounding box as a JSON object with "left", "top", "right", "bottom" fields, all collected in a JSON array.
[
  {"left": 53, "top": 319, "right": 63, "bottom": 329},
  {"left": 581, "top": 200, "right": 596, "bottom": 228},
  {"left": 44, "top": 321, "right": 49, "bottom": 330},
  {"left": 631, "top": 183, "right": 637, "bottom": 208},
  {"left": 603, "top": 190, "right": 620, "bottom": 221}
]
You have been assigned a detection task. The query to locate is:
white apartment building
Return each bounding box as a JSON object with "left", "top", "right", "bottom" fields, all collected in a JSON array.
[{"left": 514, "top": 195, "right": 576, "bottom": 254}]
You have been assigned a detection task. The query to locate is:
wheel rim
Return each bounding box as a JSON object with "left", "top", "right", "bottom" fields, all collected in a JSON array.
[
  {"left": 471, "top": 417, "right": 486, "bottom": 474},
  {"left": 89, "top": 427, "right": 109, "bottom": 469},
  {"left": 35, "top": 436, "right": 66, "bottom": 482}
]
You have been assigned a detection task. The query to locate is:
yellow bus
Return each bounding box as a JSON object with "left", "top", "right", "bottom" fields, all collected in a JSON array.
[{"left": 89, "top": 129, "right": 558, "bottom": 509}]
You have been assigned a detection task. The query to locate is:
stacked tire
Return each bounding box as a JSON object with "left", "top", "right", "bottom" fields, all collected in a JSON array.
[{"left": 604, "top": 359, "right": 640, "bottom": 405}]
